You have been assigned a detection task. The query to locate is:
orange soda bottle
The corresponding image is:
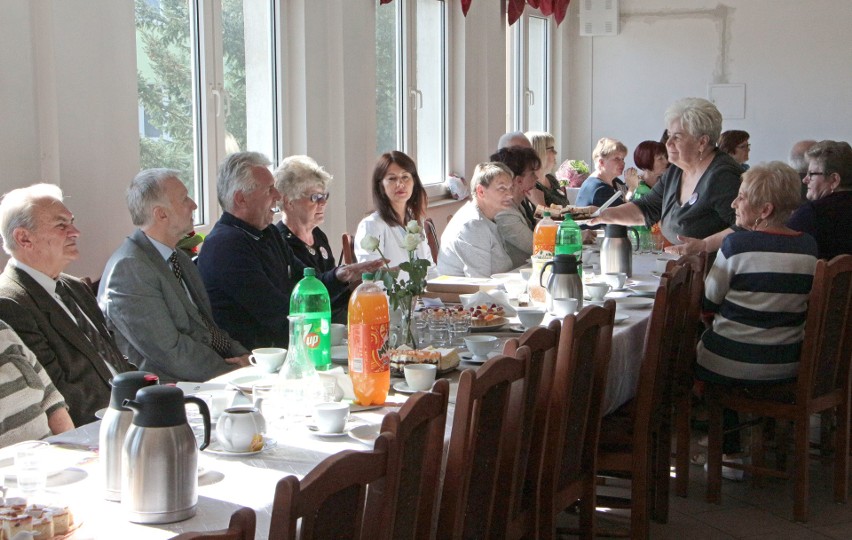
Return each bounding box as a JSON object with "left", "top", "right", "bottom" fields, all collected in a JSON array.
[
  {"left": 533, "top": 211, "right": 558, "bottom": 256},
  {"left": 347, "top": 273, "right": 390, "bottom": 405}
]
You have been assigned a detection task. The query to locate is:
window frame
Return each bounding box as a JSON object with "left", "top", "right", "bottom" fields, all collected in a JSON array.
[{"left": 509, "top": 8, "right": 553, "bottom": 134}]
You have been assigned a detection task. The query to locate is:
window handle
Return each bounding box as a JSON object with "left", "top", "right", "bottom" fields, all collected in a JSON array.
[
  {"left": 409, "top": 88, "right": 423, "bottom": 110},
  {"left": 211, "top": 86, "right": 223, "bottom": 118},
  {"left": 525, "top": 88, "right": 535, "bottom": 107}
]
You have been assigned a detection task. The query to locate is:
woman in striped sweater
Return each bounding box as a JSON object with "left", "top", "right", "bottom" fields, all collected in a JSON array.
[{"left": 695, "top": 162, "right": 819, "bottom": 454}]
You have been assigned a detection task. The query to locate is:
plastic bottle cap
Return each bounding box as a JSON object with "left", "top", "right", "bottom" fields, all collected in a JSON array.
[
  {"left": 362, "top": 272, "right": 374, "bottom": 280},
  {"left": 543, "top": 211, "right": 551, "bottom": 217},
  {"left": 304, "top": 268, "right": 316, "bottom": 277}
]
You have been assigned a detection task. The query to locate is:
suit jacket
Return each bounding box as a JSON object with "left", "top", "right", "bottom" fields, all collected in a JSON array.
[
  {"left": 99, "top": 229, "right": 248, "bottom": 383},
  {"left": 0, "top": 263, "right": 132, "bottom": 426}
]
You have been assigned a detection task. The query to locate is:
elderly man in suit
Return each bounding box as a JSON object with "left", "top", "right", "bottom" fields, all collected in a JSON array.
[
  {"left": 197, "top": 152, "right": 384, "bottom": 350},
  {"left": 99, "top": 169, "right": 250, "bottom": 383},
  {"left": 0, "top": 184, "right": 133, "bottom": 425}
]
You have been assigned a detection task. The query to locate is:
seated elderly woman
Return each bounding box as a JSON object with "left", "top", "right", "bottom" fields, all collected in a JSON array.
[
  {"left": 787, "top": 140, "right": 852, "bottom": 259},
  {"left": 354, "top": 151, "right": 433, "bottom": 278},
  {"left": 273, "top": 155, "right": 349, "bottom": 323},
  {"left": 695, "top": 162, "right": 818, "bottom": 454},
  {"left": 437, "top": 163, "right": 515, "bottom": 277},
  {"left": 490, "top": 146, "right": 541, "bottom": 267},
  {"left": 590, "top": 98, "right": 742, "bottom": 253},
  {"left": 719, "top": 130, "right": 751, "bottom": 172}
]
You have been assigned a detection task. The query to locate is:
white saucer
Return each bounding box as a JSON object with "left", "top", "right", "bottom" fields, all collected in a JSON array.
[
  {"left": 349, "top": 424, "right": 381, "bottom": 446},
  {"left": 307, "top": 426, "right": 350, "bottom": 438},
  {"left": 614, "top": 313, "right": 629, "bottom": 324},
  {"left": 615, "top": 297, "right": 654, "bottom": 310},
  {"left": 94, "top": 407, "right": 107, "bottom": 419},
  {"left": 507, "top": 323, "right": 526, "bottom": 333},
  {"left": 393, "top": 381, "right": 418, "bottom": 394},
  {"left": 204, "top": 436, "right": 276, "bottom": 456},
  {"left": 460, "top": 352, "right": 491, "bottom": 365},
  {"left": 228, "top": 374, "right": 276, "bottom": 393}
]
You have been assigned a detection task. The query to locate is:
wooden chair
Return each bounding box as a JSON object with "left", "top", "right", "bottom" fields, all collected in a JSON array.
[
  {"left": 437, "top": 353, "right": 527, "bottom": 539},
  {"left": 364, "top": 378, "right": 450, "bottom": 540},
  {"left": 169, "top": 507, "right": 256, "bottom": 540},
  {"left": 341, "top": 233, "right": 356, "bottom": 265},
  {"left": 705, "top": 254, "right": 852, "bottom": 522},
  {"left": 268, "top": 432, "right": 399, "bottom": 540},
  {"left": 496, "top": 320, "right": 561, "bottom": 539},
  {"left": 595, "top": 265, "right": 691, "bottom": 539},
  {"left": 424, "top": 217, "right": 439, "bottom": 263},
  {"left": 539, "top": 301, "right": 616, "bottom": 540},
  {"left": 668, "top": 252, "right": 708, "bottom": 497}
]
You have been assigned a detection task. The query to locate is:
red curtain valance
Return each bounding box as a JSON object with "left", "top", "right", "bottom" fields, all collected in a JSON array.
[{"left": 379, "top": 0, "right": 571, "bottom": 26}]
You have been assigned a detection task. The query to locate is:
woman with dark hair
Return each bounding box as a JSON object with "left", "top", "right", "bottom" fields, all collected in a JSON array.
[
  {"left": 490, "top": 146, "right": 541, "bottom": 267},
  {"left": 625, "top": 140, "right": 669, "bottom": 200},
  {"left": 354, "top": 151, "right": 432, "bottom": 275},
  {"left": 719, "top": 130, "right": 751, "bottom": 171}
]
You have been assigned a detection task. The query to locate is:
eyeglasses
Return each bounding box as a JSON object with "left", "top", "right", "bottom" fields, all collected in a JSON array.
[
  {"left": 307, "top": 192, "right": 330, "bottom": 203},
  {"left": 805, "top": 171, "right": 826, "bottom": 178}
]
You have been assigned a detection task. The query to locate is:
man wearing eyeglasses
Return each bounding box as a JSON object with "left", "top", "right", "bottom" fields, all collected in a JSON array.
[
  {"left": 98, "top": 169, "right": 251, "bottom": 383},
  {"left": 196, "top": 152, "right": 384, "bottom": 350}
]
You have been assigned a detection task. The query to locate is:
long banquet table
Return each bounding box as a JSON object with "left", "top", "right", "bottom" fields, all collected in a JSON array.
[{"left": 15, "top": 250, "right": 671, "bottom": 538}]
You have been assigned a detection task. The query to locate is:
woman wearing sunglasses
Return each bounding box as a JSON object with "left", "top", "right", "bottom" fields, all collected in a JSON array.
[{"left": 354, "top": 151, "right": 433, "bottom": 279}]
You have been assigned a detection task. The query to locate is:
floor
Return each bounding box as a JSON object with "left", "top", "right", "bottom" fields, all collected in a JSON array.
[{"left": 560, "top": 430, "right": 852, "bottom": 539}]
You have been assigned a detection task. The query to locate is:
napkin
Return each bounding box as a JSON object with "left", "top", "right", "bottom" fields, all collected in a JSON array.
[{"left": 459, "top": 290, "right": 516, "bottom": 316}]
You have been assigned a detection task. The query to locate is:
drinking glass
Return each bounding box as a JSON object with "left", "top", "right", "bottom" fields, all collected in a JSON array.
[
  {"left": 450, "top": 311, "right": 472, "bottom": 346},
  {"left": 16, "top": 441, "right": 49, "bottom": 497},
  {"left": 429, "top": 309, "right": 451, "bottom": 347}
]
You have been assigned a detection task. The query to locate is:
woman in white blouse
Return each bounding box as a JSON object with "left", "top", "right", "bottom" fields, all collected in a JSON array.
[
  {"left": 437, "top": 162, "right": 515, "bottom": 277},
  {"left": 354, "top": 151, "right": 433, "bottom": 276}
]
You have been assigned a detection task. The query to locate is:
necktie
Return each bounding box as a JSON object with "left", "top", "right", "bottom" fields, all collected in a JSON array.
[
  {"left": 55, "top": 281, "right": 128, "bottom": 373},
  {"left": 169, "top": 252, "right": 232, "bottom": 357}
]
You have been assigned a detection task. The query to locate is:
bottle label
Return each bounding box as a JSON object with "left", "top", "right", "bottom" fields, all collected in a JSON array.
[
  {"left": 304, "top": 331, "right": 320, "bottom": 349},
  {"left": 348, "top": 322, "right": 389, "bottom": 374}
]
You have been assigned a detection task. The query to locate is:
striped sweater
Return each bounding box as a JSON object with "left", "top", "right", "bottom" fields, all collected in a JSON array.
[
  {"left": 0, "top": 320, "right": 67, "bottom": 447},
  {"left": 697, "top": 230, "right": 818, "bottom": 382}
]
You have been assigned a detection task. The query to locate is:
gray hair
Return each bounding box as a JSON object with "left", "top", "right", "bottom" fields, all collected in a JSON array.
[
  {"left": 0, "top": 183, "right": 64, "bottom": 255},
  {"left": 664, "top": 97, "right": 723, "bottom": 146},
  {"left": 806, "top": 140, "right": 852, "bottom": 189},
  {"left": 217, "top": 151, "right": 272, "bottom": 212},
  {"left": 273, "top": 155, "right": 332, "bottom": 201},
  {"left": 497, "top": 131, "right": 531, "bottom": 150},
  {"left": 471, "top": 162, "right": 513, "bottom": 194},
  {"left": 789, "top": 140, "right": 817, "bottom": 175},
  {"left": 591, "top": 137, "right": 628, "bottom": 162},
  {"left": 127, "top": 168, "right": 181, "bottom": 227}
]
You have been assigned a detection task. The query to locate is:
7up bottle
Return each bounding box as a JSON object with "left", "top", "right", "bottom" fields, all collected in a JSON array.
[{"left": 289, "top": 268, "right": 332, "bottom": 371}]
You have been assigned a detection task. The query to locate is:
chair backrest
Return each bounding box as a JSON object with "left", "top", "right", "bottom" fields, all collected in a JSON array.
[
  {"left": 497, "top": 320, "right": 561, "bottom": 535},
  {"left": 437, "top": 354, "right": 527, "bottom": 539},
  {"left": 340, "top": 233, "right": 356, "bottom": 265},
  {"left": 795, "top": 255, "right": 852, "bottom": 402},
  {"left": 540, "top": 301, "right": 616, "bottom": 510},
  {"left": 424, "top": 217, "right": 439, "bottom": 263},
  {"left": 169, "top": 507, "right": 256, "bottom": 540},
  {"left": 268, "top": 432, "right": 398, "bottom": 540},
  {"left": 630, "top": 264, "right": 690, "bottom": 441},
  {"left": 668, "top": 252, "right": 707, "bottom": 385},
  {"left": 364, "top": 378, "right": 450, "bottom": 540}
]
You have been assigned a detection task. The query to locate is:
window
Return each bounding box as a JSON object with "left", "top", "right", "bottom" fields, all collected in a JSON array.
[
  {"left": 510, "top": 11, "right": 551, "bottom": 133},
  {"left": 375, "top": 0, "right": 447, "bottom": 192},
  {"left": 135, "top": 0, "right": 279, "bottom": 227}
]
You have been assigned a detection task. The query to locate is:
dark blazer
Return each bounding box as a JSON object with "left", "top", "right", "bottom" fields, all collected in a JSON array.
[
  {"left": 0, "top": 263, "right": 133, "bottom": 425},
  {"left": 99, "top": 229, "right": 247, "bottom": 383}
]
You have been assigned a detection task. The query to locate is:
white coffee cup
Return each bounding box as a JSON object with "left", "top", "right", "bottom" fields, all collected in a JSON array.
[
  {"left": 603, "top": 272, "right": 627, "bottom": 289},
  {"left": 330, "top": 324, "right": 347, "bottom": 346},
  {"left": 655, "top": 257, "right": 673, "bottom": 274},
  {"left": 249, "top": 347, "right": 287, "bottom": 373},
  {"left": 586, "top": 282, "right": 612, "bottom": 301},
  {"left": 197, "top": 389, "right": 238, "bottom": 419},
  {"left": 314, "top": 402, "right": 350, "bottom": 433},
  {"left": 216, "top": 406, "right": 266, "bottom": 452},
  {"left": 404, "top": 364, "right": 437, "bottom": 392},
  {"left": 552, "top": 297, "right": 578, "bottom": 318}
]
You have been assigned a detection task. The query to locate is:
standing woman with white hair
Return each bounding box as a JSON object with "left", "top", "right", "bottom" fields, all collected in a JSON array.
[{"left": 590, "top": 97, "right": 742, "bottom": 253}]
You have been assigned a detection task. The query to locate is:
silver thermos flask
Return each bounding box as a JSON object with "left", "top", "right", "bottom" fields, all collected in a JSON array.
[
  {"left": 99, "top": 371, "right": 159, "bottom": 501},
  {"left": 122, "top": 385, "right": 211, "bottom": 524},
  {"left": 600, "top": 224, "right": 634, "bottom": 277}
]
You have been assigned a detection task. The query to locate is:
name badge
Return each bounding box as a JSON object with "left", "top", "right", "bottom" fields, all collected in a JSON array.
[{"left": 687, "top": 192, "right": 699, "bottom": 205}]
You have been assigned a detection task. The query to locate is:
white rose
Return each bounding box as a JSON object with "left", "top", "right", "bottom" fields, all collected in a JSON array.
[
  {"left": 360, "top": 235, "right": 380, "bottom": 252},
  {"left": 405, "top": 220, "right": 422, "bottom": 235},
  {"left": 400, "top": 232, "right": 422, "bottom": 252}
]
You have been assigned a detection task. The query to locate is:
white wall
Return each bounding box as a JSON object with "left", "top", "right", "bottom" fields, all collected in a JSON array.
[
  {"left": 2, "top": 0, "right": 850, "bottom": 278},
  {"left": 563, "top": 0, "right": 852, "bottom": 168}
]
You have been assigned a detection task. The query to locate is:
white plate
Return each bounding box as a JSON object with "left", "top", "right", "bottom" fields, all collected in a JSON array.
[
  {"left": 331, "top": 345, "right": 348, "bottom": 365},
  {"left": 470, "top": 322, "right": 506, "bottom": 332},
  {"left": 614, "top": 313, "right": 629, "bottom": 324},
  {"left": 228, "top": 374, "right": 275, "bottom": 393},
  {"left": 349, "top": 424, "right": 381, "bottom": 446},
  {"left": 392, "top": 381, "right": 417, "bottom": 394},
  {"left": 306, "top": 425, "right": 350, "bottom": 438},
  {"left": 0, "top": 442, "right": 88, "bottom": 479},
  {"left": 204, "top": 436, "right": 276, "bottom": 456},
  {"left": 629, "top": 285, "right": 657, "bottom": 294},
  {"left": 615, "top": 297, "right": 654, "bottom": 310}
]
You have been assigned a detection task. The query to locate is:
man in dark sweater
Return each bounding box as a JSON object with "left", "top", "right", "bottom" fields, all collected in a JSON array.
[{"left": 197, "top": 152, "right": 383, "bottom": 350}]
